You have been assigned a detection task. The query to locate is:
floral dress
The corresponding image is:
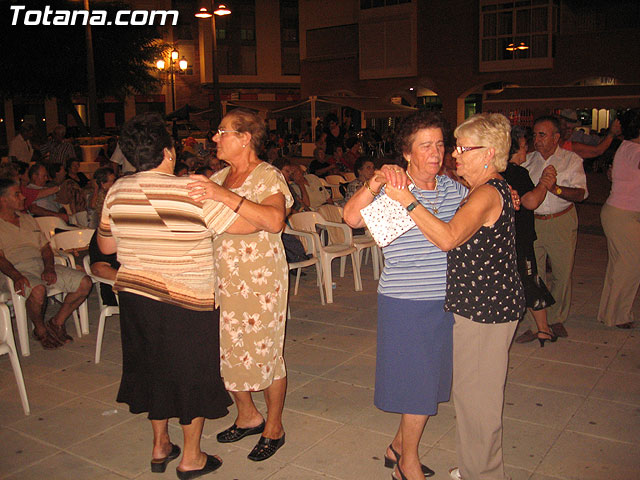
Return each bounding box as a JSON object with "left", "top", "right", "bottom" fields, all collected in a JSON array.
[{"left": 212, "top": 162, "right": 294, "bottom": 392}]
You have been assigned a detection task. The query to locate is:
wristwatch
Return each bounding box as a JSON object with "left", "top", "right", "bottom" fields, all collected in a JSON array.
[
  {"left": 406, "top": 201, "right": 419, "bottom": 213},
  {"left": 555, "top": 186, "right": 562, "bottom": 196}
]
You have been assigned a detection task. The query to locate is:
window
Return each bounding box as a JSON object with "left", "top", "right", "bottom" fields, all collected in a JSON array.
[
  {"left": 215, "top": 0, "right": 257, "bottom": 76},
  {"left": 480, "top": 0, "right": 558, "bottom": 72},
  {"left": 280, "top": 0, "right": 300, "bottom": 75}
]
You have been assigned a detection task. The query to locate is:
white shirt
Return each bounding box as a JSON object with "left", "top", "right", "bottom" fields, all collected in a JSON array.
[
  {"left": 109, "top": 143, "right": 136, "bottom": 173},
  {"left": 523, "top": 146, "right": 588, "bottom": 215},
  {"left": 8, "top": 134, "right": 33, "bottom": 163}
]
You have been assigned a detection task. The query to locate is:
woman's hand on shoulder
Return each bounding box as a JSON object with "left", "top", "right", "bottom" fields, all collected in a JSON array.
[{"left": 188, "top": 174, "right": 229, "bottom": 203}]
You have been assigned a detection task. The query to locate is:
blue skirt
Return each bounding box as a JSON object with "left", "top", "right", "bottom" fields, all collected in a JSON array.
[{"left": 374, "top": 295, "right": 453, "bottom": 415}]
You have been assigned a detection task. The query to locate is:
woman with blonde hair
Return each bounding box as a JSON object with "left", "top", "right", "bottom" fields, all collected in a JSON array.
[
  {"left": 189, "top": 108, "right": 293, "bottom": 462},
  {"left": 385, "top": 113, "right": 525, "bottom": 480}
]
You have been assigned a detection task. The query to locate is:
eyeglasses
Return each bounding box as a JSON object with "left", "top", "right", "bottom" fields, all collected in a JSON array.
[
  {"left": 216, "top": 129, "right": 239, "bottom": 136},
  {"left": 454, "top": 145, "right": 486, "bottom": 154}
]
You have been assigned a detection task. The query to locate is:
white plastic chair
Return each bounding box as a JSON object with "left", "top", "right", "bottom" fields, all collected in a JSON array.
[
  {"left": 284, "top": 226, "right": 324, "bottom": 305},
  {"left": 325, "top": 174, "right": 346, "bottom": 185},
  {"left": 318, "top": 204, "right": 381, "bottom": 280},
  {"left": 83, "top": 256, "right": 119, "bottom": 364},
  {"left": 343, "top": 172, "right": 356, "bottom": 182},
  {"left": 319, "top": 177, "right": 343, "bottom": 201},
  {"left": 35, "top": 216, "right": 76, "bottom": 241},
  {"left": 289, "top": 211, "right": 362, "bottom": 304},
  {"left": 0, "top": 303, "right": 30, "bottom": 415}
]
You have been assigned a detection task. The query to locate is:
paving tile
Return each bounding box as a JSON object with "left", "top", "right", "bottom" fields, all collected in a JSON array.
[
  {"left": 301, "top": 325, "right": 377, "bottom": 354},
  {"left": 285, "top": 377, "right": 373, "bottom": 424},
  {"left": 0, "top": 427, "right": 60, "bottom": 477},
  {"left": 0, "top": 378, "right": 76, "bottom": 426},
  {"left": 321, "top": 353, "right": 376, "bottom": 388},
  {"left": 537, "top": 431, "right": 640, "bottom": 480},
  {"left": 284, "top": 318, "right": 330, "bottom": 345},
  {"left": 37, "top": 357, "right": 122, "bottom": 395},
  {"left": 291, "top": 424, "right": 394, "bottom": 479},
  {"left": 590, "top": 370, "right": 640, "bottom": 406},
  {"left": 283, "top": 343, "right": 354, "bottom": 376},
  {"left": 67, "top": 414, "right": 153, "bottom": 477},
  {"left": 565, "top": 397, "right": 640, "bottom": 444},
  {"left": 9, "top": 347, "right": 89, "bottom": 380},
  {"left": 266, "top": 464, "right": 340, "bottom": 479},
  {"left": 84, "top": 381, "right": 122, "bottom": 408},
  {"left": 10, "top": 397, "right": 132, "bottom": 448},
  {"left": 508, "top": 359, "right": 603, "bottom": 396},
  {"left": 607, "top": 343, "right": 640, "bottom": 374},
  {"left": 5, "top": 451, "right": 127, "bottom": 480},
  {"left": 503, "top": 383, "right": 584, "bottom": 427},
  {"left": 528, "top": 339, "right": 617, "bottom": 369}
]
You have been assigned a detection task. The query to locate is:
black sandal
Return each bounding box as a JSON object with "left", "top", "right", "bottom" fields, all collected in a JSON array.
[
  {"left": 216, "top": 420, "right": 265, "bottom": 443},
  {"left": 176, "top": 454, "right": 222, "bottom": 480},
  {"left": 46, "top": 320, "right": 73, "bottom": 344},
  {"left": 150, "top": 443, "right": 180, "bottom": 473},
  {"left": 33, "top": 328, "right": 61, "bottom": 349},
  {"left": 384, "top": 444, "right": 435, "bottom": 477},
  {"left": 247, "top": 434, "right": 285, "bottom": 461}
]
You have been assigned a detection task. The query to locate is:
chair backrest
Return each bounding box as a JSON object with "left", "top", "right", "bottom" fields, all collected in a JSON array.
[
  {"left": 317, "top": 204, "right": 346, "bottom": 244},
  {"left": 288, "top": 211, "right": 324, "bottom": 234},
  {"left": 83, "top": 255, "right": 117, "bottom": 310},
  {"left": 0, "top": 302, "right": 11, "bottom": 345},
  {"left": 50, "top": 228, "right": 94, "bottom": 252},
  {"left": 284, "top": 226, "right": 316, "bottom": 258},
  {"left": 325, "top": 174, "right": 346, "bottom": 185},
  {"left": 343, "top": 172, "right": 356, "bottom": 182},
  {"left": 35, "top": 216, "right": 73, "bottom": 240}
]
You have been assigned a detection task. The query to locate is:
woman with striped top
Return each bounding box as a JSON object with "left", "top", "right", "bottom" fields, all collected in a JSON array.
[
  {"left": 98, "top": 112, "right": 251, "bottom": 479},
  {"left": 344, "top": 112, "right": 467, "bottom": 480}
]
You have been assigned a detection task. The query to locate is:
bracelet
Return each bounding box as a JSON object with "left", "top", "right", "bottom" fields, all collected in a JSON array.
[
  {"left": 364, "top": 180, "right": 380, "bottom": 197},
  {"left": 234, "top": 196, "right": 245, "bottom": 213}
]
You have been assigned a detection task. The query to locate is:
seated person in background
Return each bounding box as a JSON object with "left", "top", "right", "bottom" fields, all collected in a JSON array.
[
  {"left": 343, "top": 156, "right": 375, "bottom": 204},
  {"left": 330, "top": 146, "right": 345, "bottom": 170},
  {"left": 66, "top": 159, "right": 90, "bottom": 188},
  {"left": 109, "top": 141, "right": 136, "bottom": 175},
  {"left": 275, "top": 159, "right": 311, "bottom": 214},
  {"left": 89, "top": 167, "right": 117, "bottom": 229},
  {"left": 304, "top": 171, "right": 333, "bottom": 210},
  {"left": 308, "top": 147, "right": 339, "bottom": 178},
  {"left": 0, "top": 178, "right": 92, "bottom": 349},
  {"left": 41, "top": 124, "right": 76, "bottom": 166},
  {"left": 10, "top": 162, "right": 60, "bottom": 212},
  {"left": 26, "top": 163, "right": 69, "bottom": 222},
  {"left": 48, "top": 164, "right": 89, "bottom": 225},
  {"left": 9, "top": 123, "right": 35, "bottom": 164},
  {"left": 195, "top": 166, "right": 214, "bottom": 178},
  {"left": 342, "top": 137, "right": 363, "bottom": 173},
  {"left": 88, "top": 229, "right": 119, "bottom": 306}
]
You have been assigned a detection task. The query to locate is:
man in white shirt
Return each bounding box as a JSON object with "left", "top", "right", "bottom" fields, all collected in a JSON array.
[
  {"left": 8, "top": 123, "right": 35, "bottom": 163},
  {"left": 519, "top": 115, "right": 588, "bottom": 340}
]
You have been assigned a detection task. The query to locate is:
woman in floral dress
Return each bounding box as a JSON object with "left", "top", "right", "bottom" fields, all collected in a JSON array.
[{"left": 189, "top": 108, "right": 292, "bottom": 462}]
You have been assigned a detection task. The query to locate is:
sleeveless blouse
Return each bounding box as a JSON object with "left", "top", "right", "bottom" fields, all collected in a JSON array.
[{"left": 444, "top": 178, "right": 525, "bottom": 323}]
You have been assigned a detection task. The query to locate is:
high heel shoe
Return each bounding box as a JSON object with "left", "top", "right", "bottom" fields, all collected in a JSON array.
[
  {"left": 537, "top": 330, "right": 557, "bottom": 347},
  {"left": 384, "top": 444, "right": 435, "bottom": 477}
]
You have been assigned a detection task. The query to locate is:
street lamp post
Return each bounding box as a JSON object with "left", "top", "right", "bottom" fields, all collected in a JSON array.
[
  {"left": 157, "top": 48, "right": 188, "bottom": 113},
  {"left": 195, "top": 4, "right": 231, "bottom": 126}
]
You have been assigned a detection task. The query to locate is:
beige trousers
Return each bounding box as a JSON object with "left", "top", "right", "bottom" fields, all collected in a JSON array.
[
  {"left": 453, "top": 314, "right": 517, "bottom": 480},
  {"left": 531, "top": 205, "right": 578, "bottom": 327},
  {"left": 598, "top": 204, "right": 640, "bottom": 326}
]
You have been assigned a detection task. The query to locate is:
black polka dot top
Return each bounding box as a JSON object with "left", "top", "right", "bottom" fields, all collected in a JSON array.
[{"left": 444, "top": 178, "right": 525, "bottom": 324}]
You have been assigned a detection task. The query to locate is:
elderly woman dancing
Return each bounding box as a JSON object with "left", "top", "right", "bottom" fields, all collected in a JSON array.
[
  {"left": 344, "top": 111, "right": 467, "bottom": 480},
  {"left": 98, "top": 112, "right": 244, "bottom": 479},
  {"left": 188, "top": 108, "right": 293, "bottom": 462},
  {"left": 385, "top": 113, "right": 525, "bottom": 480}
]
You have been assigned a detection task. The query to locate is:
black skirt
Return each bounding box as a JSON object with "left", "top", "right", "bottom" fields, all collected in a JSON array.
[
  {"left": 117, "top": 292, "right": 232, "bottom": 425},
  {"left": 516, "top": 250, "right": 555, "bottom": 311}
]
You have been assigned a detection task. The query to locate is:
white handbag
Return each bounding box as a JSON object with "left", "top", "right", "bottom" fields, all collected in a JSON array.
[{"left": 360, "top": 186, "right": 416, "bottom": 247}]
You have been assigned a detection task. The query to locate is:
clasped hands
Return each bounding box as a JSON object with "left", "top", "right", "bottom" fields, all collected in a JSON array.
[
  {"left": 370, "top": 165, "right": 415, "bottom": 206},
  {"left": 187, "top": 174, "right": 227, "bottom": 203},
  {"left": 538, "top": 165, "right": 558, "bottom": 192}
]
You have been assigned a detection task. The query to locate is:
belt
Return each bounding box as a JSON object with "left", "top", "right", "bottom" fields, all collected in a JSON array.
[{"left": 534, "top": 204, "right": 574, "bottom": 220}]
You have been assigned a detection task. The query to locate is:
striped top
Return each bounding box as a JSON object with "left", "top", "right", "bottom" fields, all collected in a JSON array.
[
  {"left": 378, "top": 175, "right": 468, "bottom": 300},
  {"left": 99, "top": 171, "right": 238, "bottom": 311}
]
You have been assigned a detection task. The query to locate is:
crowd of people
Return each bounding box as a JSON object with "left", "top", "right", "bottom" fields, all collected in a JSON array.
[{"left": 0, "top": 105, "right": 637, "bottom": 480}]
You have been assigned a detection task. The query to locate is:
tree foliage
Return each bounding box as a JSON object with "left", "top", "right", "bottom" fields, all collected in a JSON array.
[{"left": 1, "top": 0, "right": 165, "bottom": 101}]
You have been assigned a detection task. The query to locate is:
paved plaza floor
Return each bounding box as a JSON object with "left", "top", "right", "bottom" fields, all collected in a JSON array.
[{"left": 1, "top": 173, "right": 639, "bottom": 480}]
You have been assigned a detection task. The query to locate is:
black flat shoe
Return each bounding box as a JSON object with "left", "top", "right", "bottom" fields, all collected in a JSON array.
[
  {"left": 176, "top": 454, "right": 222, "bottom": 480},
  {"left": 151, "top": 443, "right": 181, "bottom": 473},
  {"left": 216, "top": 420, "right": 265, "bottom": 443},
  {"left": 247, "top": 434, "right": 285, "bottom": 461},
  {"left": 384, "top": 444, "right": 435, "bottom": 477}
]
